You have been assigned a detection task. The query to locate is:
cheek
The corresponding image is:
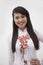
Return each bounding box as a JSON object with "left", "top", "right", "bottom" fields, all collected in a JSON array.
[
  {"left": 14, "top": 19, "right": 18, "bottom": 24},
  {"left": 24, "top": 18, "right": 27, "bottom": 23},
  {"left": 24, "top": 17, "right": 27, "bottom": 21},
  {"left": 15, "top": 21, "right": 18, "bottom": 26}
]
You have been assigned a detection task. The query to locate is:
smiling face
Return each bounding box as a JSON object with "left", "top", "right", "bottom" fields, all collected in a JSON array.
[{"left": 14, "top": 13, "right": 27, "bottom": 31}]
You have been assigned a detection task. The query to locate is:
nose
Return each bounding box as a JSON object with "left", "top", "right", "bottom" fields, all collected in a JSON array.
[{"left": 19, "top": 18, "right": 22, "bottom": 21}]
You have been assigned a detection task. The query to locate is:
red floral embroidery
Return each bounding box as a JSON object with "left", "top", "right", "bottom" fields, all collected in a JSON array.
[
  {"left": 18, "top": 35, "right": 30, "bottom": 65},
  {"left": 18, "top": 35, "right": 30, "bottom": 53}
]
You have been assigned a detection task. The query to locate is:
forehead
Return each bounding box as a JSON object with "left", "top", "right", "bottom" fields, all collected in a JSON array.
[{"left": 14, "top": 13, "right": 25, "bottom": 17}]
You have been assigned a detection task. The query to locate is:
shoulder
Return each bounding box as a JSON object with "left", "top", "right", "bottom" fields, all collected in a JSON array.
[{"left": 34, "top": 29, "right": 43, "bottom": 42}]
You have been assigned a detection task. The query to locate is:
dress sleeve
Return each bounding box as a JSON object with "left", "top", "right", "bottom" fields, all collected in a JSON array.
[
  {"left": 34, "top": 30, "right": 43, "bottom": 65},
  {"left": 8, "top": 34, "right": 14, "bottom": 65},
  {"left": 8, "top": 45, "right": 14, "bottom": 65},
  {"left": 34, "top": 29, "right": 43, "bottom": 42}
]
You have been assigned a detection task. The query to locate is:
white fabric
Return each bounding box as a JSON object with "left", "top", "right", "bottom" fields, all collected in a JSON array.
[
  {"left": 13, "top": 28, "right": 37, "bottom": 65},
  {"left": 34, "top": 29, "right": 43, "bottom": 42},
  {"left": 9, "top": 28, "right": 43, "bottom": 65}
]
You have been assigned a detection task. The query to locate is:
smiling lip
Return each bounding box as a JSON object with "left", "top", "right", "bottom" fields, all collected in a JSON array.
[{"left": 18, "top": 22, "right": 24, "bottom": 25}]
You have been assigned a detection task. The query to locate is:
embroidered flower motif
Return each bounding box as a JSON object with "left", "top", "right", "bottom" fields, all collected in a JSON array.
[
  {"left": 18, "top": 35, "right": 30, "bottom": 65},
  {"left": 18, "top": 35, "right": 30, "bottom": 53}
]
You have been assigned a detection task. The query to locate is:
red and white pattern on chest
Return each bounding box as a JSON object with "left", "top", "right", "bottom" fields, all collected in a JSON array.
[
  {"left": 18, "top": 34, "right": 30, "bottom": 65},
  {"left": 18, "top": 34, "right": 30, "bottom": 53}
]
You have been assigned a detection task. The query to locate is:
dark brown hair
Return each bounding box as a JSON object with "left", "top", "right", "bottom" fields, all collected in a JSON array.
[{"left": 12, "top": 6, "right": 39, "bottom": 53}]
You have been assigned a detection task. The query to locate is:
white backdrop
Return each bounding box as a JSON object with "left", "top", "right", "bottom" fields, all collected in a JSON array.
[{"left": 0, "top": 0, "right": 43, "bottom": 65}]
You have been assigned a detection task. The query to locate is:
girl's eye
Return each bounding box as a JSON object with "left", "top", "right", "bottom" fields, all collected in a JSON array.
[
  {"left": 22, "top": 15, "right": 25, "bottom": 18},
  {"left": 16, "top": 17, "right": 19, "bottom": 19}
]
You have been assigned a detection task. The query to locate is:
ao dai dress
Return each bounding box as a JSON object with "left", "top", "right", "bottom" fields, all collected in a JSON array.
[{"left": 13, "top": 28, "right": 37, "bottom": 65}]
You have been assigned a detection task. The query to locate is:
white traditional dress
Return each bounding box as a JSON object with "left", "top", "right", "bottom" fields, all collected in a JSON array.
[
  {"left": 13, "top": 28, "right": 37, "bottom": 65},
  {"left": 8, "top": 28, "right": 43, "bottom": 65}
]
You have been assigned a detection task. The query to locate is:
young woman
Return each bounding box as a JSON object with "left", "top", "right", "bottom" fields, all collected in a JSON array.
[{"left": 9, "top": 6, "right": 43, "bottom": 65}]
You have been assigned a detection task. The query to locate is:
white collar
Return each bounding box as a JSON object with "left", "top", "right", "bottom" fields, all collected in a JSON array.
[{"left": 18, "top": 27, "right": 29, "bottom": 36}]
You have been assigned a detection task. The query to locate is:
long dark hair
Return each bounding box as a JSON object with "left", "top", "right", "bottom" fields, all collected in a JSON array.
[{"left": 12, "top": 6, "right": 39, "bottom": 53}]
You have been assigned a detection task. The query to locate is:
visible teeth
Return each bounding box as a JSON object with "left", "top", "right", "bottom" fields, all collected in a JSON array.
[
  {"left": 18, "top": 22, "right": 24, "bottom": 24},
  {"left": 20, "top": 23, "right": 23, "bottom": 24},
  {"left": 20, "top": 22, "right": 23, "bottom": 24}
]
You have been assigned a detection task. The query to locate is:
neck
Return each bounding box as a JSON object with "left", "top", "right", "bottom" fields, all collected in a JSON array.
[{"left": 19, "top": 27, "right": 26, "bottom": 31}]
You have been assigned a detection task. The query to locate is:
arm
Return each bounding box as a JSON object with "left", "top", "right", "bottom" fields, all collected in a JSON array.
[
  {"left": 34, "top": 29, "right": 43, "bottom": 42},
  {"left": 8, "top": 43, "right": 14, "bottom": 65},
  {"left": 30, "top": 29, "right": 43, "bottom": 65},
  {"left": 8, "top": 34, "right": 14, "bottom": 65}
]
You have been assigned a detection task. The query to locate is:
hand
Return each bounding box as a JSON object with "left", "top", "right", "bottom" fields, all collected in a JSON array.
[{"left": 30, "top": 59, "right": 41, "bottom": 65}]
